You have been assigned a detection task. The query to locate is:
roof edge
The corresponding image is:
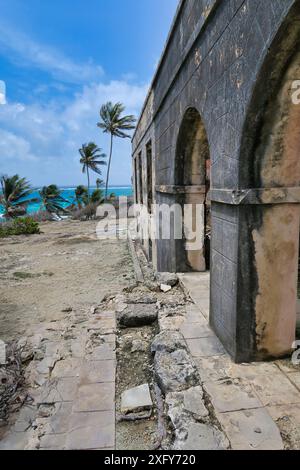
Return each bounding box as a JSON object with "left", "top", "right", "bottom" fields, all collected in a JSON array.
[{"left": 132, "top": 0, "right": 185, "bottom": 141}]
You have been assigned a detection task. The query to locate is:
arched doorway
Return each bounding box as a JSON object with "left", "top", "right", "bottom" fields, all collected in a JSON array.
[
  {"left": 237, "top": 40, "right": 300, "bottom": 360},
  {"left": 174, "top": 108, "right": 211, "bottom": 272}
]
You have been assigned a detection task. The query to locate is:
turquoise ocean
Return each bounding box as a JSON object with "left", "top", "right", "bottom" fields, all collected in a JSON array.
[{"left": 0, "top": 186, "right": 133, "bottom": 217}]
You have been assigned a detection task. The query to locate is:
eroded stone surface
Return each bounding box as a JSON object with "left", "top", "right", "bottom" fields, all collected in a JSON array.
[
  {"left": 154, "top": 349, "right": 198, "bottom": 394},
  {"left": 151, "top": 331, "right": 187, "bottom": 354}
]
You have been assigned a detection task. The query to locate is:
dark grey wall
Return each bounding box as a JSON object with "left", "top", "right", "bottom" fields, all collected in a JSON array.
[{"left": 132, "top": 0, "right": 299, "bottom": 361}]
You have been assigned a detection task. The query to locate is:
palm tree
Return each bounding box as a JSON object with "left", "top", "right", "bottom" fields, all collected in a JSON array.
[
  {"left": 75, "top": 185, "right": 88, "bottom": 208},
  {"left": 0, "top": 175, "right": 37, "bottom": 218},
  {"left": 96, "top": 178, "right": 104, "bottom": 189},
  {"left": 79, "top": 143, "right": 106, "bottom": 202},
  {"left": 97, "top": 102, "right": 136, "bottom": 199},
  {"left": 39, "top": 185, "right": 69, "bottom": 215},
  {"left": 90, "top": 188, "right": 104, "bottom": 204}
]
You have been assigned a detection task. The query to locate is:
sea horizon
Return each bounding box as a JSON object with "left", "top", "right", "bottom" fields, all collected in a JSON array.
[{"left": 0, "top": 185, "right": 133, "bottom": 216}]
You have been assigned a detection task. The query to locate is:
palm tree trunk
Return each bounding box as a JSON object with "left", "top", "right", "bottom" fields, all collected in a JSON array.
[
  {"left": 87, "top": 167, "right": 90, "bottom": 203},
  {"left": 105, "top": 134, "right": 113, "bottom": 200}
]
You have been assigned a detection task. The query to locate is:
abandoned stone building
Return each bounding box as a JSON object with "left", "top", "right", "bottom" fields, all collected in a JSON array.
[{"left": 132, "top": 0, "right": 300, "bottom": 363}]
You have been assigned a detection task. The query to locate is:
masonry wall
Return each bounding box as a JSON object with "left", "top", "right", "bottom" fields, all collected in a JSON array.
[{"left": 132, "top": 0, "right": 300, "bottom": 361}]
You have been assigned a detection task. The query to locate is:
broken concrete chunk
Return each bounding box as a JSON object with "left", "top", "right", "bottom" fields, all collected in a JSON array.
[
  {"left": 154, "top": 350, "right": 198, "bottom": 394},
  {"left": 160, "top": 284, "right": 172, "bottom": 293},
  {"left": 117, "top": 304, "right": 157, "bottom": 328},
  {"left": 156, "top": 272, "right": 178, "bottom": 287},
  {"left": 151, "top": 331, "right": 187, "bottom": 354},
  {"left": 121, "top": 384, "right": 153, "bottom": 414}
]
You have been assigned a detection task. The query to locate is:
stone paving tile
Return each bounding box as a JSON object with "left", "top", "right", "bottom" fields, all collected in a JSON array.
[
  {"left": 66, "top": 411, "right": 115, "bottom": 450},
  {"left": 73, "top": 382, "right": 114, "bottom": 412},
  {"left": 195, "top": 357, "right": 279, "bottom": 383},
  {"left": 0, "top": 432, "right": 29, "bottom": 450},
  {"left": 38, "top": 377, "right": 79, "bottom": 404},
  {"left": 39, "top": 433, "right": 67, "bottom": 450},
  {"left": 204, "top": 379, "right": 262, "bottom": 413},
  {"left": 86, "top": 342, "right": 116, "bottom": 361},
  {"left": 42, "top": 402, "right": 73, "bottom": 434},
  {"left": 70, "top": 339, "right": 86, "bottom": 358},
  {"left": 51, "top": 358, "right": 82, "bottom": 378},
  {"left": 194, "top": 355, "right": 234, "bottom": 383},
  {"left": 187, "top": 336, "right": 226, "bottom": 358},
  {"left": 184, "top": 307, "right": 207, "bottom": 325},
  {"left": 79, "top": 360, "right": 115, "bottom": 384},
  {"left": 287, "top": 372, "right": 300, "bottom": 390},
  {"left": 195, "top": 299, "right": 210, "bottom": 319},
  {"left": 248, "top": 371, "right": 300, "bottom": 407},
  {"left": 14, "top": 405, "right": 37, "bottom": 432},
  {"left": 180, "top": 322, "right": 215, "bottom": 339},
  {"left": 181, "top": 423, "right": 229, "bottom": 450},
  {"left": 216, "top": 408, "right": 284, "bottom": 450}
]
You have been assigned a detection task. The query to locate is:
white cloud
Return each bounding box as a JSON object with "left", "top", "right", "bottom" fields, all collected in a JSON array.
[
  {"left": 0, "top": 22, "right": 104, "bottom": 84},
  {"left": 0, "top": 129, "right": 38, "bottom": 162},
  {"left": 0, "top": 22, "right": 149, "bottom": 185},
  {"left": 0, "top": 80, "right": 148, "bottom": 185},
  {"left": 0, "top": 80, "right": 6, "bottom": 105}
]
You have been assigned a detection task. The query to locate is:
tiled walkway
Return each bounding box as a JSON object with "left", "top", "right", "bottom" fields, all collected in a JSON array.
[
  {"left": 178, "top": 272, "right": 300, "bottom": 450},
  {"left": 0, "top": 310, "right": 116, "bottom": 450}
]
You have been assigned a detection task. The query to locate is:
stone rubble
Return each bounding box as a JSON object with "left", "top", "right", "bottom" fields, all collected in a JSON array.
[
  {"left": 121, "top": 384, "right": 153, "bottom": 415},
  {"left": 116, "top": 304, "right": 157, "bottom": 328},
  {"left": 155, "top": 272, "right": 179, "bottom": 287}
]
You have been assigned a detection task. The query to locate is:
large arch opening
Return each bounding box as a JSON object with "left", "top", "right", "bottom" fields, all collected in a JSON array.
[
  {"left": 237, "top": 13, "right": 300, "bottom": 359},
  {"left": 174, "top": 108, "right": 211, "bottom": 273}
]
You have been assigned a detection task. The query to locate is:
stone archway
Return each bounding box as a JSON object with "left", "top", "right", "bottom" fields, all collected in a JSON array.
[
  {"left": 174, "top": 108, "right": 210, "bottom": 273},
  {"left": 233, "top": 44, "right": 300, "bottom": 360}
]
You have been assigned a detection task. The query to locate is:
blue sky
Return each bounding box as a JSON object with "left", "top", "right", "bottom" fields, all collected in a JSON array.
[{"left": 0, "top": 0, "right": 178, "bottom": 186}]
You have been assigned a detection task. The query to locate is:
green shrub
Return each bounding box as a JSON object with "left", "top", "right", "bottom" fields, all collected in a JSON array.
[{"left": 0, "top": 216, "right": 40, "bottom": 238}]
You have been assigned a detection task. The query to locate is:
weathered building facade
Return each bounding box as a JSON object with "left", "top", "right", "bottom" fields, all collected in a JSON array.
[{"left": 132, "top": 0, "right": 300, "bottom": 362}]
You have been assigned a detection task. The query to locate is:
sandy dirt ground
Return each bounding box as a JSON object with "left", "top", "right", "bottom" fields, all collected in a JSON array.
[{"left": 0, "top": 219, "right": 135, "bottom": 342}]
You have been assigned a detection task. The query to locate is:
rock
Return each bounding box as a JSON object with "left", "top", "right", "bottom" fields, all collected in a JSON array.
[
  {"left": 166, "top": 388, "right": 209, "bottom": 428},
  {"left": 160, "top": 284, "right": 172, "bottom": 293},
  {"left": 154, "top": 350, "right": 198, "bottom": 394},
  {"left": 121, "top": 384, "right": 153, "bottom": 414},
  {"left": 156, "top": 272, "right": 178, "bottom": 287},
  {"left": 181, "top": 423, "right": 229, "bottom": 450},
  {"left": 151, "top": 331, "right": 187, "bottom": 354},
  {"left": 124, "top": 293, "right": 158, "bottom": 305},
  {"left": 61, "top": 307, "right": 73, "bottom": 313},
  {"left": 117, "top": 304, "right": 157, "bottom": 328},
  {"left": 165, "top": 387, "right": 212, "bottom": 449}
]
